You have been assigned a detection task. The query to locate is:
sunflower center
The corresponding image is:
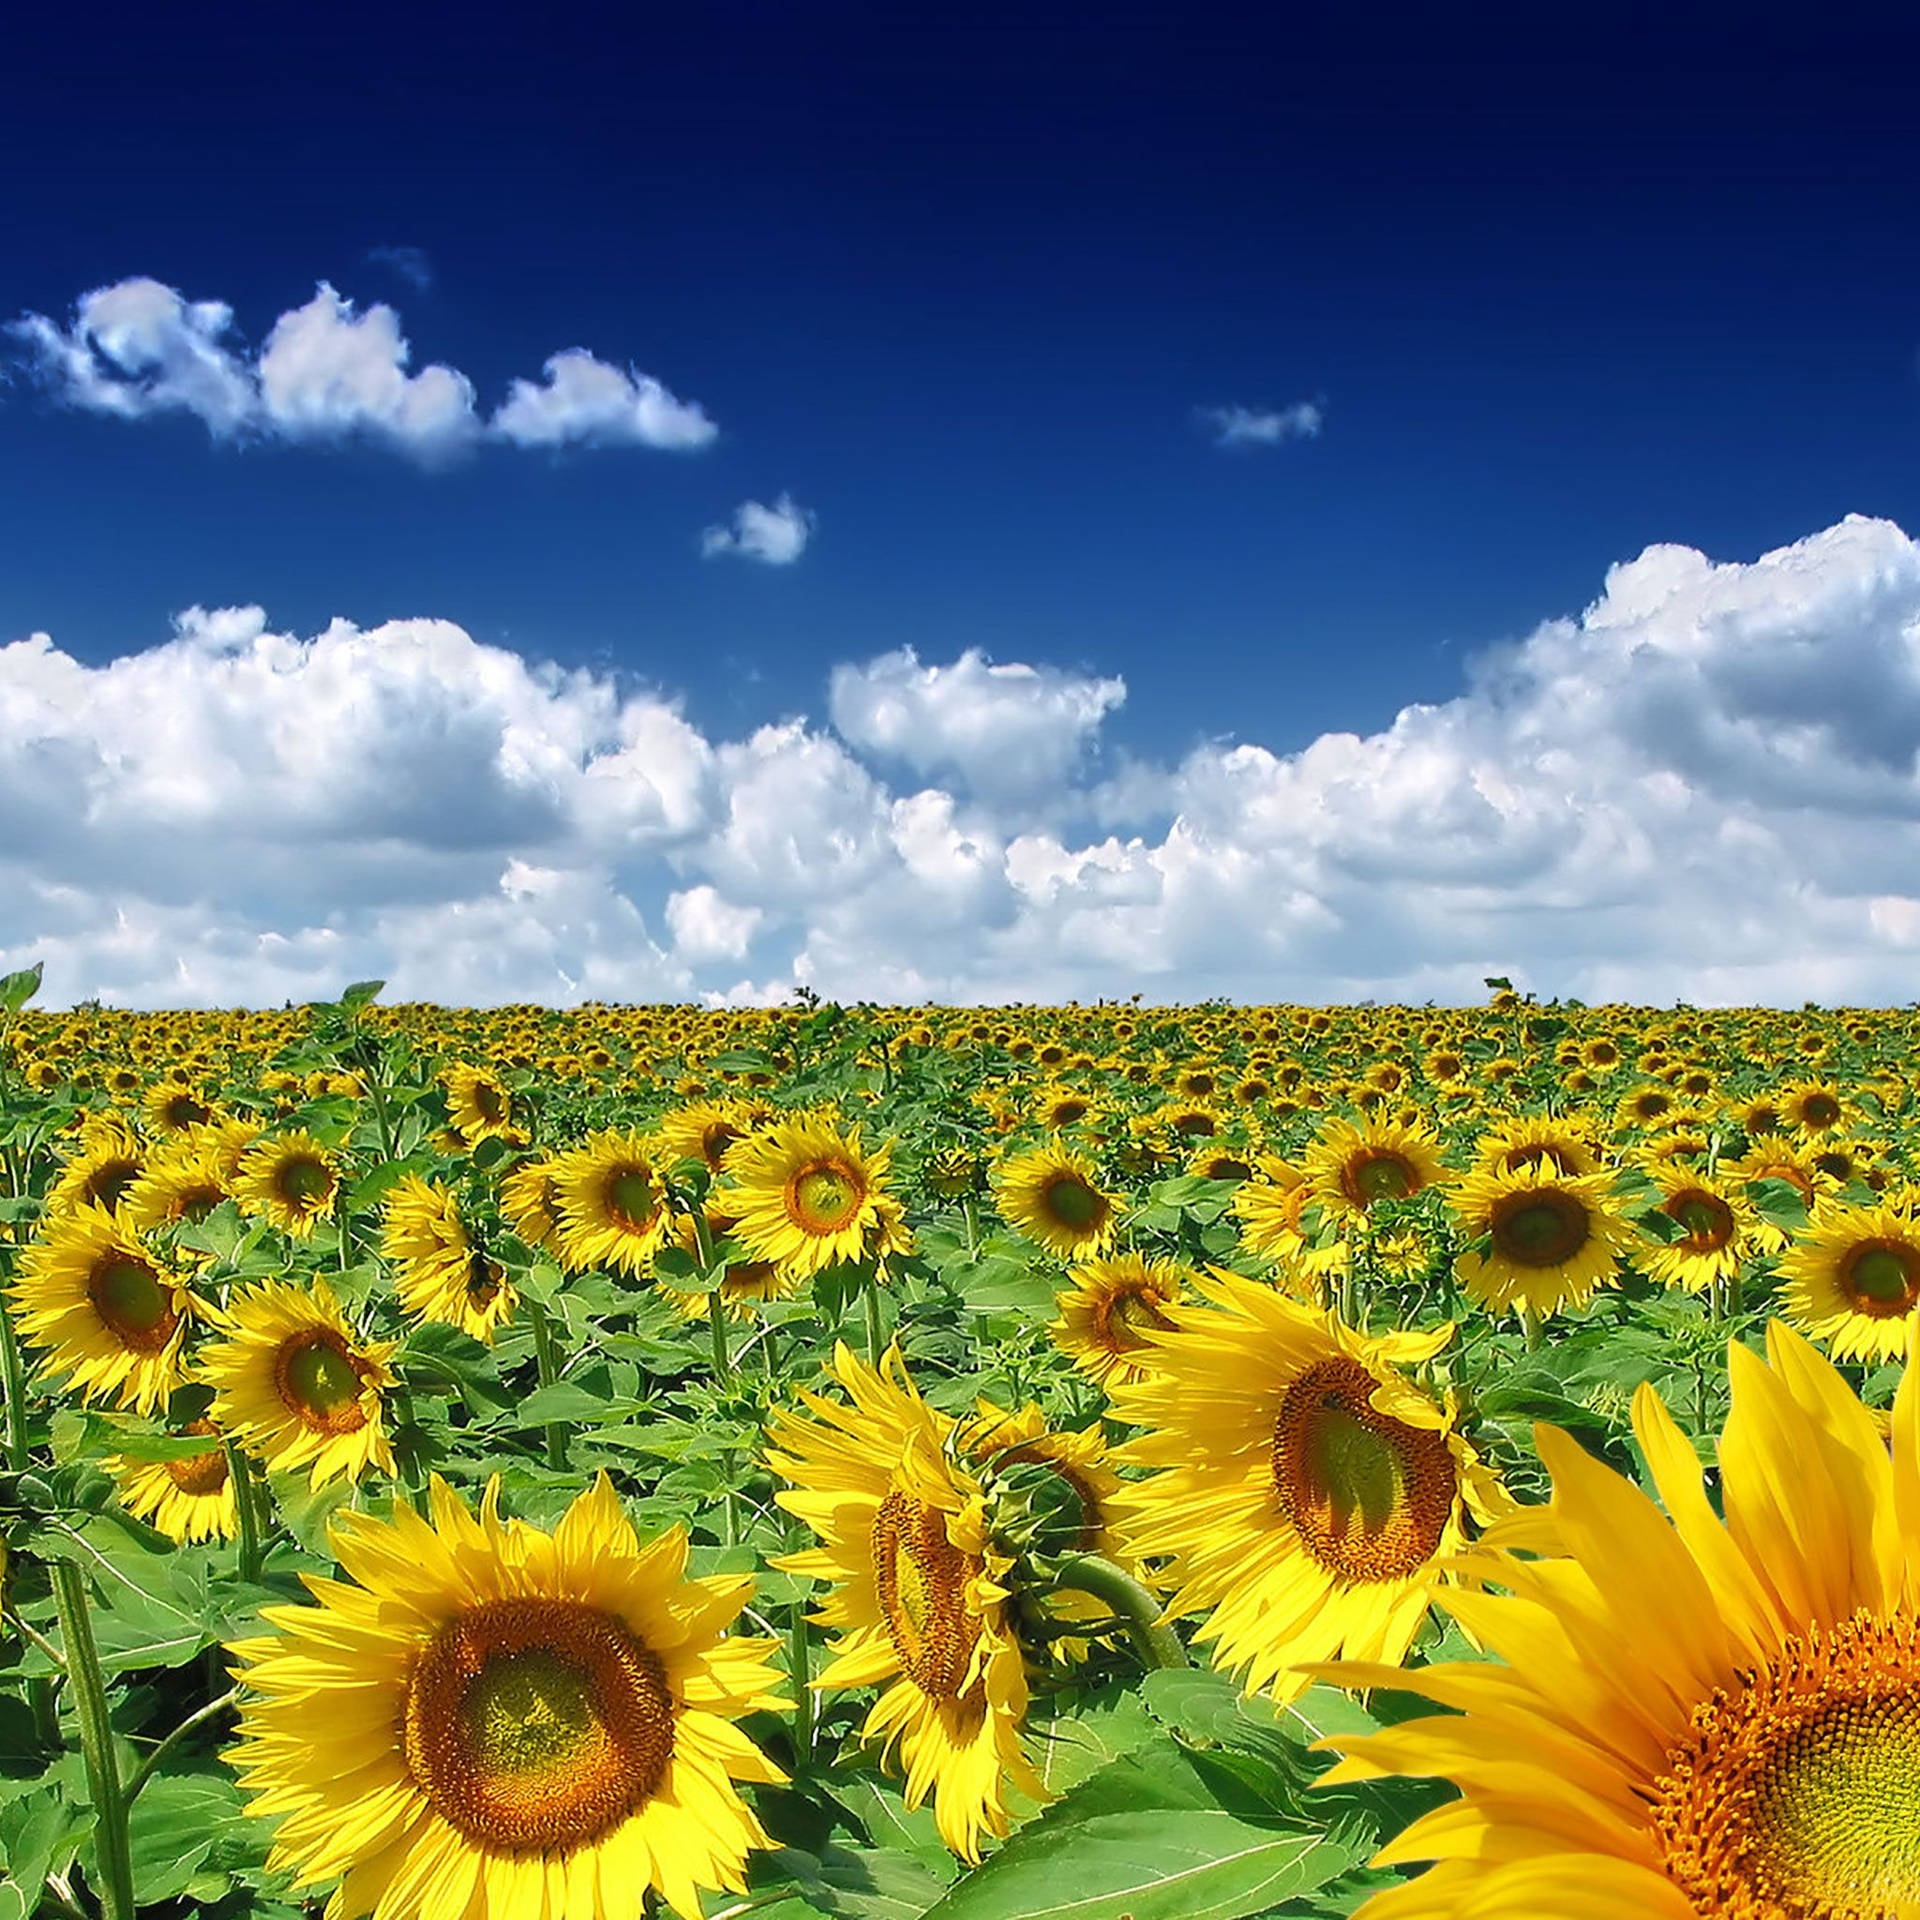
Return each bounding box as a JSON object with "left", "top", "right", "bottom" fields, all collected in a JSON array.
[
  {"left": 404, "top": 1598, "right": 675, "bottom": 1857},
  {"left": 278, "top": 1158, "right": 332, "bottom": 1207},
  {"left": 274, "top": 1332, "right": 371, "bottom": 1434},
  {"left": 1838, "top": 1242, "right": 1920, "bottom": 1315},
  {"left": 1667, "top": 1191, "right": 1735, "bottom": 1253},
  {"left": 164, "top": 1421, "right": 230, "bottom": 1496},
  {"left": 1344, "top": 1152, "right": 1418, "bottom": 1208},
  {"left": 871, "top": 1490, "right": 979, "bottom": 1699},
  {"left": 1501, "top": 1143, "right": 1577, "bottom": 1176},
  {"left": 87, "top": 1254, "right": 178, "bottom": 1354},
  {"left": 83, "top": 1160, "right": 141, "bottom": 1210},
  {"left": 1100, "top": 1284, "right": 1174, "bottom": 1352},
  {"left": 1043, "top": 1175, "right": 1106, "bottom": 1231},
  {"left": 1271, "top": 1357, "right": 1456, "bottom": 1584},
  {"left": 1489, "top": 1189, "right": 1591, "bottom": 1268},
  {"left": 473, "top": 1082, "right": 506, "bottom": 1122},
  {"left": 788, "top": 1162, "right": 864, "bottom": 1234},
  {"left": 607, "top": 1168, "right": 657, "bottom": 1228},
  {"left": 1650, "top": 1611, "right": 1920, "bottom": 1918},
  {"left": 1799, "top": 1094, "right": 1842, "bottom": 1129}
]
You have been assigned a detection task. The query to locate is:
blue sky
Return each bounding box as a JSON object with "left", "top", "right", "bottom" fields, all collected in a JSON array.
[{"left": 5, "top": 3, "right": 1920, "bottom": 1005}]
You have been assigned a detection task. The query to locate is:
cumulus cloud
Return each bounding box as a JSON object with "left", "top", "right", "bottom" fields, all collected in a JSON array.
[
  {"left": 829, "top": 647, "right": 1126, "bottom": 804},
  {"left": 10, "top": 277, "right": 717, "bottom": 464},
  {"left": 700, "top": 494, "right": 813, "bottom": 564},
  {"left": 8, "top": 514, "right": 1920, "bottom": 1008},
  {"left": 1202, "top": 400, "right": 1324, "bottom": 446}
]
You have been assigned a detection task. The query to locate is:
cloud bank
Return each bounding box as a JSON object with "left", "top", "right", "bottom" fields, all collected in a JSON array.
[
  {"left": 6, "top": 514, "right": 1920, "bottom": 1007},
  {"left": 11, "top": 278, "right": 715, "bottom": 461}
]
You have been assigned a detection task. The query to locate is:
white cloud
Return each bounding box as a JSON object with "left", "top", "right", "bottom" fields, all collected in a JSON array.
[
  {"left": 493, "top": 349, "right": 717, "bottom": 450},
  {"left": 11, "top": 277, "right": 718, "bottom": 464},
  {"left": 701, "top": 494, "right": 813, "bottom": 565},
  {"left": 830, "top": 647, "right": 1126, "bottom": 804},
  {"left": 8, "top": 514, "right": 1920, "bottom": 1007},
  {"left": 1202, "top": 401, "right": 1324, "bottom": 446}
]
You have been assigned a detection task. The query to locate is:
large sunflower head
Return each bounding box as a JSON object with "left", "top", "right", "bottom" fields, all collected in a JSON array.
[
  {"left": 200, "top": 1278, "right": 398, "bottom": 1490},
  {"left": 8, "top": 1204, "right": 200, "bottom": 1413},
  {"left": 1301, "top": 1115, "right": 1448, "bottom": 1229},
  {"left": 992, "top": 1138, "right": 1119, "bottom": 1261},
  {"left": 226, "top": 1472, "right": 787, "bottom": 1920},
  {"left": 381, "top": 1174, "right": 518, "bottom": 1344},
  {"left": 1110, "top": 1273, "right": 1507, "bottom": 1703},
  {"left": 1316, "top": 1320, "right": 1920, "bottom": 1919},
  {"left": 143, "top": 1076, "right": 220, "bottom": 1136},
  {"left": 1450, "top": 1163, "right": 1637, "bottom": 1318},
  {"left": 551, "top": 1130, "right": 673, "bottom": 1278},
  {"left": 766, "top": 1343, "right": 1044, "bottom": 1861},
  {"left": 1049, "top": 1251, "right": 1192, "bottom": 1388},
  {"left": 721, "top": 1114, "right": 900, "bottom": 1280},
  {"left": 232, "top": 1130, "right": 341, "bottom": 1239},
  {"left": 1776, "top": 1198, "right": 1920, "bottom": 1362}
]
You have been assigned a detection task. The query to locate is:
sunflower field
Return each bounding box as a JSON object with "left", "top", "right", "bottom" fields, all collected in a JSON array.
[{"left": 2, "top": 966, "right": 1917, "bottom": 1919}]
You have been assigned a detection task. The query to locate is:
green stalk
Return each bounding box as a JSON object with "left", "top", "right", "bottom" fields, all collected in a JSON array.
[
  {"left": 51, "top": 1560, "right": 134, "bottom": 1920},
  {"left": 1044, "top": 1554, "right": 1188, "bottom": 1670},
  {"left": 527, "top": 1302, "right": 568, "bottom": 1472},
  {"left": 787, "top": 1601, "right": 814, "bottom": 1773},
  {"left": 708, "top": 1292, "right": 732, "bottom": 1384},
  {"left": 224, "top": 1441, "right": 263, "bottom": 1584},
  {"left": 0, "top": 1286, "right": 32, "bottom": 1471},
  {"left": 960, "top": 1194, "right": 980, "bottom": 1259},
  {"left": 863, "top": 1279, "right": 886, "bottom": 1367},
  {"left": 122, "top": 1684, "right": 242, "bottom": 1809}
]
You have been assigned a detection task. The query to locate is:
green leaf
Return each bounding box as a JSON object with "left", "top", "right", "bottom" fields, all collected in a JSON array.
[
  {"left": 919, "top": 1810, "right": 1361, "bottom": 1920},
  {"left": 339, "top": 979, "right": 385, "bottom": 1010},
  {"left": 823, "top": 1776, "right": 960, "bottom": 1879},
  {"left": 0, "top": 1787, "right": 86, "bottom": 1912},
  {"left": 397, "top": 1322, "right": 514, "bottom": 1414},
  {"left": 517, "top": 1380, "right": 617, "bottom": 1425},
  {"left": 0, "top": 962, "right": 43, "bottom": 1013},
  {"left": 759, "top": 1843, "right": 952, "bottom": 1920}
]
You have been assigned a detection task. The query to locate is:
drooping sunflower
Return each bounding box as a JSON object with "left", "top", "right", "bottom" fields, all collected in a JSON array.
[
  {"left": 8, "top": 1205, "right": 201, "bottom": 1413},
  {"left": 766, "top": 1344, "right": 1045, "bottom": 1861},
  {"left": 440, "top": 1062, "right": 525, "bottom": 1148},
  {"left": 1110, "top": 1273, "right": 1507, "bottom": 1704},
  {"left": 45, "top": 1117, "right": 146, "bottom": 1218},
  {"left": 108, "top": 1418, "right": 239, "bottom": 1543},
  {"left": 232, "top": 1130, "right": 341, "bottom": 1239},
  {"left": 722, "top": 1114, "right": 905, "bottom": 1279},
  {"left": 1638, "top": 1162, "right": 1759, "bottom": 1294},
  {"left": 1301, "top": 1115, "right": 1448, "bottom": 1232},
  {"left": 226, "top": 1472, "right": 787, "bottom": 1920},
  {"left": 201, "top": 1278, "right": 399, "bottom": 1489},
  {"left": 552, "top": 1130, "right": 674, "bottom": 1278},
  {"left": 497, "top": 1155, "right": 564, "bottom": 1254},
  {"left": 1316, "top": 1320, "right": 1920, "bottom": 1918},
  {"left": 1232, "top": 1156, "right": 1348, "bottom": 1292},
  {"left": 120, "top": 1144, "right": 231, "bottom": 1235},
  {"left": 381, "top": 1175, "right": 517, "bottom": 1344},
  {"left": 657, "top": 1203, "right": 802, "bottom": 1322},
  {"left": 1721, "top": 1140, "right": 1837, "bottom": 1253},
  {"left": 1468, "top": 1112, "right": 1606, "bottom": 1182},
  {"left": 657, "top": 1098, "right": 765, "bottom": 1174},
  {"left": 993, "top": 1139, "right": 1119, "bottom": 1261},
  {"left": 1776, "top": 1198, "right": 1920, "bottom": 1361},
  {"left": 1450, "top": 1162, "right": 1638, "bottom": 1318},
  {"left": 1049, "top": 1251, "right": 1193, "bottom": 1388}
]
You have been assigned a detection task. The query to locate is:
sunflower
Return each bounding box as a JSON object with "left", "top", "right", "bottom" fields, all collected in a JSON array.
[
  {"left": 226, "top": 1472, "right": 786, "bottom": 1920},
  {"left": 659, "top": 1205, "right": 801, "bottom": 1322},
  {"left": 722, "top": 1114, "right": 905, "bottom": 1279},
  {"left": 1301, "top": 1116, "right": 1448, "bottom": 1231},
  {"left": 1232, "top": 1157, "right": 1348, "bottom": 1291},
  {"left": 1780, "top": 1076, "right": 1849, "bottom": 1138},
  {"left": 1049, "top": 1252, "right": 1192, "bottom": 1388},
  {"left": 1316, "top": 1321, "right": 1920, "bottom": 1919},
  {"left": 1450, "top": 1163, "right": 1638, "bottom": 1318},
  {"left": 46, "top": 1118, "right": 145, "bottom": 1218},
  {"left": 497, "top": 1156, "right": 564, "bottom": 1254},
  {"left": 143, "top": 1077, "right": 219, "bottom": 1135},
  {"left": 552, "top": 1130, "right": 673, "bottom": 1278},
  {"left": 1110, "top": 1273, "right": 1506, "bottom": 1703},
  {"left": 656, "top": 1098, "right": 764, "bottom": 1174},
  {"left": 108, "top": 1418, "right": 238, "bottom": 1542},
  {"left": 1722, "top": 1140, "right": 1837, "bottom": 1253},
  {"left": 381, "top": 1175, "right": 517, "bottom": 1344},
  {"left": 120, "top": 1144, "right": 231, "bottom": 1235},
  {"left": 440, "top": 1062, "right": 525, "bottom": 1147},
  {"left": 993, "top": 1139, "right": 1119, "bottom": 1261},
  {"left": 232, "top": 1130, "right": 341, "bottom": 1239},
  {"left": 1638, "top": 1163, "right": 1758, "bottom": 1294},
  {"left": 8, "top": 1205, "right": 200, "bottom": 1413},
  {"left": 201, "top": 1278, "right": 399, "bottom": 1489},
  {"left": 1032, "top": 1084, "right": 1100, "bottom": 1131},
  {"left": 1776, "top": 1198, "right": 1920, "bottom": 1362},
  {"left": 766, "top": 1344, "right": 1044, "bottom": 1861},
  {"left": 1469, "top": 1113, "right": 1606, "bottom": 1181}
]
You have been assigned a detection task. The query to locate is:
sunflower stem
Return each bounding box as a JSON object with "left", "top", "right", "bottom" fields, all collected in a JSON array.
[
  {"left": 1043, "top": 1554, "right": 1188, "bottom": 1671},
  {"left": 50, "top": 1559, "right": 135, "bottom": 1920},
  {"left": 526, "top": 1302, "right": 569, "bottom": 1472},
  {"left": 863, "top": 1279, "right": 886, "bottom": 1367},
  {"left": 961, "top": 1194, "right": 980, "bottom": 1259},
  {"left": 707, "top": 1291, "right": 733, "bottom": 1384},
  {"left": 787, "top": 1601, "right": 814, "bottom": 1773},
  {"left": 122, "top": 1684, "right": 242, "bottom": 1809},
  {"left": 1521, "top": 1306, "right": 1544, "bottom": 1351},
  {"left": 0, "top": 1283, "right": 33, "bottom": 1473},
  {"left": 225, "top": 1441, "right": 264, "bottom": 1585}
]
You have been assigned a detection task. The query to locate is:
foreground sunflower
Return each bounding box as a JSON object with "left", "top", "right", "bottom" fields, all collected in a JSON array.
[
  {"left": 202, "top": 1278, "right": 399, "bottom": 1489},
  {"left": 232, "top": 1130, "right": 341, "bottom": 1239},
  {"left": 1317, "top": 1320, "right": 1920, "bottom": 1919},
  {"left": 993, "top": 1138, "right": 1119, "bottom": 1261},
  {"left": 766, "top": 1344, "right": 1044, "bottom": 1860},
  {"left": 1110, "top": 1272, "right": 1507, "bottom": 1703},
  {"left": 226, "top": 1473, "right": 786, "bottom": 1920},
  {"left": 381, "top": 1176, "right": 518, "bottom": 1344},
  {"left": 723, "top": 1113, "right": 906, "bottom": 1279},
  {"left": 1776, "top": 1197, "right": 1920, "bottom": 1361},
  {"left": 9, "top": 1205, "right": 200, "bottom": 1414}
]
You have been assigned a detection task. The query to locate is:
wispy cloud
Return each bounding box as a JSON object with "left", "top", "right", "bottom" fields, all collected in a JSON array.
[
  {"left": 1200, "top": 399, "right": 1324, "bottom": 446},
  {"left": 366, "top": 245, "right": 434, "bottom": 291},
  {"left": 10, "top": 276, "right": 717, "bottom": 464},
  {"left": 701, "top": 493, "right": 814, "bottom": 565}
]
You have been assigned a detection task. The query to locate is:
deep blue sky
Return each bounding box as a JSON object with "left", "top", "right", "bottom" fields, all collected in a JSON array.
[{"left": 4, "top": 0, "right": 1916, "bottom": 764}]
